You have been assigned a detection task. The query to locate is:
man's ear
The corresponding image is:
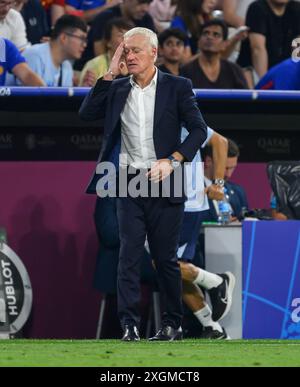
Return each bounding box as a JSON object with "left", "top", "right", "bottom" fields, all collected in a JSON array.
[{"left": 60, "top": 33, "right": 67, "bottom": 45}]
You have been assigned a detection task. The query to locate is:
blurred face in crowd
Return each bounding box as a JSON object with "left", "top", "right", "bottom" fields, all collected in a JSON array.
[
  {"left": 269, "top": 0, "right": 290, "bottom": 6},
  {"left": 160, "top": 36, "right": 185, "bottom": 64},
  {"left": 125, "top": 0, "right": 150, "bottom": 20},
  {"left": 107, "top": 26, "right": 130, "bottom": 53},
  {"left": 61, "top": 28, "right": 88, "bottom": 60},
  {"left": 124, "top": 34, "right": 157, "bottom": 76},
  {"left": 224, "top": 156, "right": 238, "bottom": 181},
  {"left": 198, "top": 24, "right": 225, "bottom": 55},
  {"left": 204, "top": 155, "right": 238, "bottom": 181},
  {"left": 201, "top": 0, "right": 218, "bottom": 15},
  {"left": 0, "top": 0, "right": 15, "bottom": 20}
]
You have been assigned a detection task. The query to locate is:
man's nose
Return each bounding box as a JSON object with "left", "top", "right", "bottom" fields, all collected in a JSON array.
[{"left": 126, "top": 51, "right": 135, "bottom": 61}]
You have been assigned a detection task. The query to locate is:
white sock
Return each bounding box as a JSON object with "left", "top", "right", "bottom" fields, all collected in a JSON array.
[
  {"left": 193, "top": 268, "right": 222, "bottom": 290},
  {"left": 194, "top": 304, "right": 223, "bottom": 333}
]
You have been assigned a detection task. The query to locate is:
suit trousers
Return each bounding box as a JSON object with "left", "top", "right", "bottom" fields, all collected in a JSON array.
[{"left": 116, "top": 192, "right": 184, "bottom": 330}]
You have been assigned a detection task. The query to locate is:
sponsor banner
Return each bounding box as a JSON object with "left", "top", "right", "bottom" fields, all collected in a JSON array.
[
  {"left": 0, "top": 128, "right": 103, "bottom": 161},
  {"left": 0, "top": 242, "right": 33, "bottom": 337},
  {"left": 243, "top": 221, "right": 300, "bottom": 339}
]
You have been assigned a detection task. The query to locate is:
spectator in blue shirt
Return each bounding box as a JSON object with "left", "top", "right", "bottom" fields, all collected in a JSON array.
[
  {"left": 22, "top": 14, "right": 87, "bottom": 86},
  {"left": 0, "top": 37, "right": 44, "bottom": 85},
  {"left": 256, "top": 58, "right": 300, "bottom": 90}
]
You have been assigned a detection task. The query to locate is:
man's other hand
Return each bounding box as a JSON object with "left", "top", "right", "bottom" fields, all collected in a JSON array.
[{"left": 146, "top": 159, "right": 174, "bottom": 182}]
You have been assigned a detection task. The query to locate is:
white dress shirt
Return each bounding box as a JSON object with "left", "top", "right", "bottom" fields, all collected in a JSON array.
[{"left": 120, "top": 69, "right": 158, "bottom": 169}]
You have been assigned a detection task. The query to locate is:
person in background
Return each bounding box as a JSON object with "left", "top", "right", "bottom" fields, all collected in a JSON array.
[
  {"left": 171, "top": 0, "right": 217, "bottom": 61},
  {"left": 65, "top": 0, "right": 123, "bottom": 23},
  {"left": 256, "top": 57, "right": 300, "bottom": 90},
  {"left": 22, "top": 14, "right": 87, "bottom": 86},
  {"left": 237, "top": 0, "right": 300, "bottom": 81},
  {"left": 75, "top": 0, "right": 155, "bottom": 72},
  {"left": 51, "top": 0, "right": 65, "bottom": 25},
  {"left": 0, "top": 36, "right": 45, "bottom": 85},
  {"left": 176, "top": 128, "right": 235, "bottom": 339},
  {"left": 157, "top": 27, "right": 186, "bottom": 76},
  {"left": 181, "top": 19, "right": 248, "bottom": 89},
  {"left": 149, "top": 0, "right": 177, "bottom": 32},
  {"left": 270, "top": 192, "right": 288, "bottom": 220},
  {"left": 216, "top": 0, "right": 255, "bottom": 28},
  {"left": 14, "top": 0, "right": 50, "bottom": 44},
  {"left": 79, "top": 17, "right": 133, "bottom": 86},
  {"left": 144, "top": 127, "right": 234, "bottom": 339},
  {"left": 39, "top": 0, "right": 65, "bottom": 28},
  {"left": 0, "top": 0, "right": 29, "bottom": 51},
  {"left": 202, "top": 138, "right": 248, "bottom": 222}
]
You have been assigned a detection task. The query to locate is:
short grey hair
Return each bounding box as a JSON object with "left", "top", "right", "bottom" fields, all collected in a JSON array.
[{"left": 124, "top": 27, "right": 158, "bottom": 49}]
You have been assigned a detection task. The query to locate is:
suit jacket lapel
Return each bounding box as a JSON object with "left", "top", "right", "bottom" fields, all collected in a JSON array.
[
  {"left": 110, "top": 79, "right": 132, "bottom": 132},
  {"left": 154, "top": 70, "right": 169, "bottom": 131}
]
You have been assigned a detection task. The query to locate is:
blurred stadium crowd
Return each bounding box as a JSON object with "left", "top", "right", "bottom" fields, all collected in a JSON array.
[{"left": 1, "top": 0, "right": 300, "bottom": 89}]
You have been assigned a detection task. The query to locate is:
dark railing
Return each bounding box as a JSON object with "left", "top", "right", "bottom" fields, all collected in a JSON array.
[{"left": 1, "top": 87, "right": 299, "bottom": 162}]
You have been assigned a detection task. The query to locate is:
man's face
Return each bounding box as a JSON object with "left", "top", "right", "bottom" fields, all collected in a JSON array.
[
  {"left": 108, "top": 26, "right": 129, "bottom": 52},
  {"left": 160, "top": 36, "right": 185, "bottom": 64},
  {"left": 124, "top": 34, "right": 156, "bottom": 76},
  {"left": 0, "top": 0, "right": 15, "bottom": 20},
  {"left": 204, "top": 155, "right": 238, "bottom": 181},
  {"left": 202, "top": 0, "right": 218, "bottom": 14},
  {"left": 198, "top": 25, "right": 224, "bottom": 55},
  {"left": 126, "top": 0, "right": 150, "bottom": 20},
  {"left": 62, "top": 29, "right": 88, "bottom": 60},
  {"left": 224, "top": 156, "right": 238, "bottom": 181}
]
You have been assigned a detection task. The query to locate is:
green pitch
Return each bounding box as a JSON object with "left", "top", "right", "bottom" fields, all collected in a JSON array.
[{"left": 0, "top": 339, "right": 300, "bottom": 367}]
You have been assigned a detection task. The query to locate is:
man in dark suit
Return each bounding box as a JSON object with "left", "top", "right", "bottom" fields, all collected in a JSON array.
[{"left": 79, "top": 27, "right": 208, "bottom": 341}]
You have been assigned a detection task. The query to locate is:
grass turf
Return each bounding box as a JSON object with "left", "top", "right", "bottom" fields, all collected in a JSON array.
[{"left": 1, "top": 339, "right": 300, "bottom": 367}]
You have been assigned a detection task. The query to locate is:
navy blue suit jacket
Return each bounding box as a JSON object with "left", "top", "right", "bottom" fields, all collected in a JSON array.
[{"left": 79, "top": 70, "right": 208, "bottom": 202}]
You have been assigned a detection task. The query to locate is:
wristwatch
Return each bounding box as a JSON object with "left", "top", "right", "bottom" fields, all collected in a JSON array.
[
  {"left": 167, "top": 155, "right": 181, "bottom": 169},
  {"left": 213, "top": 178, "right": 225, "bottom": 188}
]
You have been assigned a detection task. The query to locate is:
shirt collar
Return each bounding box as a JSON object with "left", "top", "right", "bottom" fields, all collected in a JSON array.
[{"left": 130, "top": 67, "right": 158, "bottom": 89}]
